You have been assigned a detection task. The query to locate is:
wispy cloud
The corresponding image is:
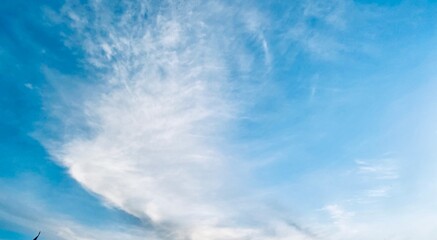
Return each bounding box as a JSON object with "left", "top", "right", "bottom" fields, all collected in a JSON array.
[
  {"left": 0, "top": 178, "right": 153, "bottom": 240},
  {"left": 283, "top": 0, "right": 349, "bottom": 60},
  {"left": 356, "top": 158, "right": 399, "bottom": 180},
  {"left": 39, "top": 1, "right": 315, "bottom": 239},
  {"left": 29, "top": 0, "right": 437, "bottom": 239}
]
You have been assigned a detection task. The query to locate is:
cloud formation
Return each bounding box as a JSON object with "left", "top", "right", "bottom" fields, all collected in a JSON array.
[
  {"left": 42, "top": 0, "right": 315, "bottom": 239},
  {"left": 33, "top": 0, "right": 437, "bottom": 239}
]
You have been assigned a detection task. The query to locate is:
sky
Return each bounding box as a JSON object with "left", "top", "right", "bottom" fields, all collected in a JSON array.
[{"left": 1, "top": 0, "right": 437, "bottom": 239}]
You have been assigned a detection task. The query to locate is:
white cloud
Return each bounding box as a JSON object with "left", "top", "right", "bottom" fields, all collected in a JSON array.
[
  {"left": 41, "top": 1, "right": 315, "bottom": 239},
  {"left": 324, "top": 204, "right": 353, "bottom": 224},
  {"left": 284, "top": 0, "right": 349, "bottom": 60},
  {"left": 36, "top": 1, "right": 437, "bottom": 240},
  {"left": 365, "top": 186, "right": 390, "bottom": 198},
  {"left": 355, "top": 158, "right": 399, "bottom": 180},
  {"left": 0, "top": 178, "right": 155, "bottom": 240},
  {"left": 24, "top": 83, "right": 34, "bottom": 89}
]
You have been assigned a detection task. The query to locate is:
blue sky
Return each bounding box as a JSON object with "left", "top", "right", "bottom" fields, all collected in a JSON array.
[{"left": 1, "top": 0, "right": 437, "bottom": 239}]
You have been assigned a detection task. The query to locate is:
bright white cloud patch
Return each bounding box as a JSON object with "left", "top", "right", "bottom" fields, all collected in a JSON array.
[{"left": 43, "top": 0, "right": 315, "bottom": 239}]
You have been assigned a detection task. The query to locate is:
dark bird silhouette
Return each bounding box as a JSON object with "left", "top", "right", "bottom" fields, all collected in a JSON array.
[{"left": 33, "top": 231, "right": 40, "bottom": 240}]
